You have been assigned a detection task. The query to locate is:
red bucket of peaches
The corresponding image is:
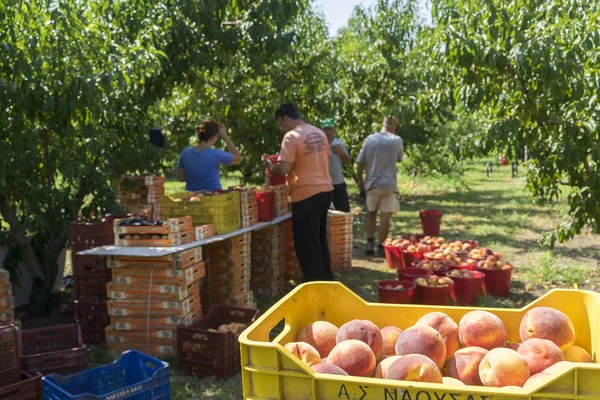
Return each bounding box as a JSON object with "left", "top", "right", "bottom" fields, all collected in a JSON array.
[
  {"left": 383, "top": 237, "right": 429, "bottom": 269},
  {"left": 469, "top": 247, "right": 513, "bottom": 297}
]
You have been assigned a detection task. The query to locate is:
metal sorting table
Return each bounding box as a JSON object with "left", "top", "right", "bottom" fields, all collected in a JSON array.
[{"left": 76, "top": 213, "right": 291, "bottom": 258}]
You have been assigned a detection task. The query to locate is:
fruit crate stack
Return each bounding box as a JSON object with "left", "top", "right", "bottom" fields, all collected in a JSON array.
[
  {"left": 177, "top": 305, "right": 260, "bottom": 379},
  {"left": 118, "top": 174, "right": 165, "bottom": 221},
  {"left": 283, "top": 219, "right": 303, "bottom": 281},
  {"left": 250, "top": 222, "right": 286, "bottom": 296},
  {"left": 0, "top": 270, "right": 15, "bottom": 326},
  {"left": 230, "top": 186, "right": 259, "bottom": 228},
  {"left": 0, "top": 322, "right": 43, "bottom": 399},
  {"left": 70, "top": 220, "right": 115, "bottom": 344},
  {"left": 203, "top": 233, "right": 252, "bottom": 312},
  {"left": 267, "top": 185, "right": 290, "bottom": 217},
  {"left": 105, "top": 216, "right": 202, "bottom": 357},
  {"left": 327, "top": 211, "right": 353, "bottom": 272},
  {"left": 20, "top": 324, "right": 86, "bottom": 376}
]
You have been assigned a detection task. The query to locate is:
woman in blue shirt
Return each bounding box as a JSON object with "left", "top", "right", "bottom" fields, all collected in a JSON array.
[{"left": 177, "top": 119, "right": 241, "bottom": 191}]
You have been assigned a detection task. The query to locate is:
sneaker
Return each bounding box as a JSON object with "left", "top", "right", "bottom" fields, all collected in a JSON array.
[{"left": 366, "top": 240, "right": 375, "bottom": 255}]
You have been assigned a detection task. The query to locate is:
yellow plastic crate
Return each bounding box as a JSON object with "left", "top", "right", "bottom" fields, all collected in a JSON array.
[
  {"left": 239, "top": 282, "right": 600, "bottom": 399},
  {"left": 163, "top": 191, "right": 240, "bottom": 234}
]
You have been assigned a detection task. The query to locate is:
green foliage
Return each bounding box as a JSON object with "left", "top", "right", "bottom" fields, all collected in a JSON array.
[
  {"left": 426, "top": 0, "right": 600, "bottom": 244},
  {"left": 0, "top": 0, "right": 310, "bottom": 313}
]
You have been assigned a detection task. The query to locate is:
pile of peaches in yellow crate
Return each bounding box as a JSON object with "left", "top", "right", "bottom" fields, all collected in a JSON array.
[{"left": 105, "top": 216, "right": 208, "bottom": 357}]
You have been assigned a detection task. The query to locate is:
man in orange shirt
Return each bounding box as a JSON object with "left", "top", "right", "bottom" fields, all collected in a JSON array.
[{"left": 263, "top": 103, "right": 334, "bottom": 282}]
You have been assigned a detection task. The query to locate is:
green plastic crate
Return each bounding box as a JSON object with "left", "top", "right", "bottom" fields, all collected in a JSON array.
[{"left": 163, "top": 191, "right": 240, "bottom": 235}]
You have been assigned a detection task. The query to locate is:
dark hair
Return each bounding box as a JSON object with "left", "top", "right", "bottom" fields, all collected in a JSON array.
[
  {"left": 274, "top": 103, "right": 303, "bottom": 120},
  {"left": 198, "top": 119, "right": 219, "bottom": 142}
]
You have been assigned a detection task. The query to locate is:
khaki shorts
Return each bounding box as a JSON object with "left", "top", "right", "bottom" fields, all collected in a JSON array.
[{"left": 366, "top": 188, "right": 400, "bottom": 213}]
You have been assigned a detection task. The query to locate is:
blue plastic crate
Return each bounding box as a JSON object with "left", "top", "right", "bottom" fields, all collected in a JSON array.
[{"left": 42, "top": 351, "right": 169, "bottom": 400}]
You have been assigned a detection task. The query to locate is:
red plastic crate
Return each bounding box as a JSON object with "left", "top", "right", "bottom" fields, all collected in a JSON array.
[
  {"left": 0, "top": 371, "right": 42, "bottom": 400},
  {"left": 80, "top": 329, "right": 105, "bottom": 344},
  {"left": 177, "top": 305, "right": 259, "bottom": 379},
  {"left": 75, "top": 303, "right": 110, "bottom": 335},
  {"left": 72, "top": 268, "right": 111, "bottom": 305},
  {"left": 19, "top": 324, "right": 86, "bottom": 376},
  {"left": 71, "top": 254, "right": 107, "bottom": 270},
  {"left": 69, "top": 222, "right": 114, "bottom": 248},
  {"left": 0, "top": 322, "right": 20, "bottom": 387}
]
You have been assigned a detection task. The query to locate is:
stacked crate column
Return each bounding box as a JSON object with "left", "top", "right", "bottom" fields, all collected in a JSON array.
[
  {"left": 283, "top": 219, "right": 303, "bottom": 281},
  {"left": 251, "top": 222, "right": 286, "bottom": 296},
  {"left": 203, "top": 233, "right": 252, "bottom": 312},
  {"left": 0, "top": 271, "right": 15, "bottom": 326},
  {"left": 118, "top": 175, "right": 165, "bottom": 220},
  {"left": 327, "top": 211, "right": 354, "bottom": 272},
  {"left": 232, "top": 186, "right": 260, "bottom": 228},
  {"left": 70, "top": 221, "right": 114, "bottom": 344},
  {"left": 105, "top": 216, "right": 202, "bottom": 357}
]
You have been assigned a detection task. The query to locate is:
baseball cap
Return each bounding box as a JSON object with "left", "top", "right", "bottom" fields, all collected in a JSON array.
[{"left": 321, "top": 118, "right": 336, "bottom": 128}]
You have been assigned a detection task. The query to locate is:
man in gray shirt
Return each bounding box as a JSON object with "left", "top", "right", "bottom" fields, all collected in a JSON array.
[
  {"left": 356, "top": 115, "right": 404, "bottom": 255},
  {"left": 322, "top": 118, "right": 351, "bottom": 212}
]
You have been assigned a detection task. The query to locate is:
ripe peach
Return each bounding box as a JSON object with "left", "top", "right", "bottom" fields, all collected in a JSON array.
[
  {"left": 479, "top": 348, "right": 530, "bottom": 387},
  {"left": 311, "top": 363, "right": 348, "bottom": 376},
  {"left": 416, "top": 312, "right": 460, "bottom": 361},
  {"left": 284, "top": 342, "right": 322, "bottom": 367},
  {"left": 442, "top": 377, "right": 466, "bottom": 386},
  {"left": 386, "top": 354, "right": 443, "bottom": 383},
  {"left": 328, "top": 339, "right": 376, "bottom": 377},
  {"left": 297, "top": 321, "right": 339, "bottom": 358},
  {"left": 523, "top": 372, "right": 552, "bottom": 390},
  {"left": 395, "top": 325, "right": 447, "bottom": 369},
  {"left": 563, "top": 345, "right": 593, "bottom": 363},
  {"left": 519, "top": 307, "right": 575, "bottom": 351},
  {"left": 518, "top": 338, "right": 565, "bottom": 375},
  {"left": 380, "top": 326, "right": 403, "bottom": 356},
  {"left": 446, "top": 346, "right": 488, "bottom": 386},
  {"left": 337, "top": 319, "right": 384, "bottom": 359},
  {"left": 459, "top": 311, "right": 507, "bottom": 350},
  {"left": 373, "top": 355, "right": 402, "bottom": 379}
]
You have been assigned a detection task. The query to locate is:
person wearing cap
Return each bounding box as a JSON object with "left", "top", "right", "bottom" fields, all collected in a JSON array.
[
  {"left": 356, "top": 115, "right": 404, "bottom": 256},
  {"left": 321, "top": 118, "right": 351, "bottom": 212}
]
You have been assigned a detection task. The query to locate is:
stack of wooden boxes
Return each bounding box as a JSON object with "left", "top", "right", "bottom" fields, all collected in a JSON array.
[
  {"left": 204, "top": 233, "right": 252, "bottom": 312},
  {"left": 268, "top": 185, "right": 290, "bottom": 217},
  {"left": 119, "top": 175, "right": 165, "bottom": 221},
  {"left": 327, "top": 211, "right": 353, "bottom": 272},
  {"left": 284, "top": 211, "right": 354, "bottom": 280},
  {"left": 0, "top": 271, "right": 14, "bottom": 325},
  {"left": 231, "top": 187, "right": 259, "bottom": 228},
  {"left": 105, "top": 216, "right": 202, "bottom": 357},
  {"left": 250, "top": 222, "right": 286, "bottom": 296},
  {"left": 284, "top": 220, "right": 302, "bottom": 281}
]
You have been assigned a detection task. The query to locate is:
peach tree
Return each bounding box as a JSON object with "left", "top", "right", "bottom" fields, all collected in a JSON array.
[
  {"left": 0, "top": 0, "right": 310, "bottom": 315},
  {"left": 424, "top": 0, "right": 600, "bottom": 244}
]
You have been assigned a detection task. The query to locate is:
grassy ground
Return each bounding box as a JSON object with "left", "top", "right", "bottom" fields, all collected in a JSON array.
[{"left": 87, "top": 159, "right": 598, "bottom": 398}]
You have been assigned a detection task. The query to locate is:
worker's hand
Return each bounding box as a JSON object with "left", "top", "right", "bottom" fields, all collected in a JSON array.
[
  {"left": 218, "top": 124, "right": 228, "bottom": 138},
  {"left": 262, "top": 154, "right": 273, "bottom": 170},
  {"left": 359, "top": 189, "right": 366, "bottom": 202}
]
